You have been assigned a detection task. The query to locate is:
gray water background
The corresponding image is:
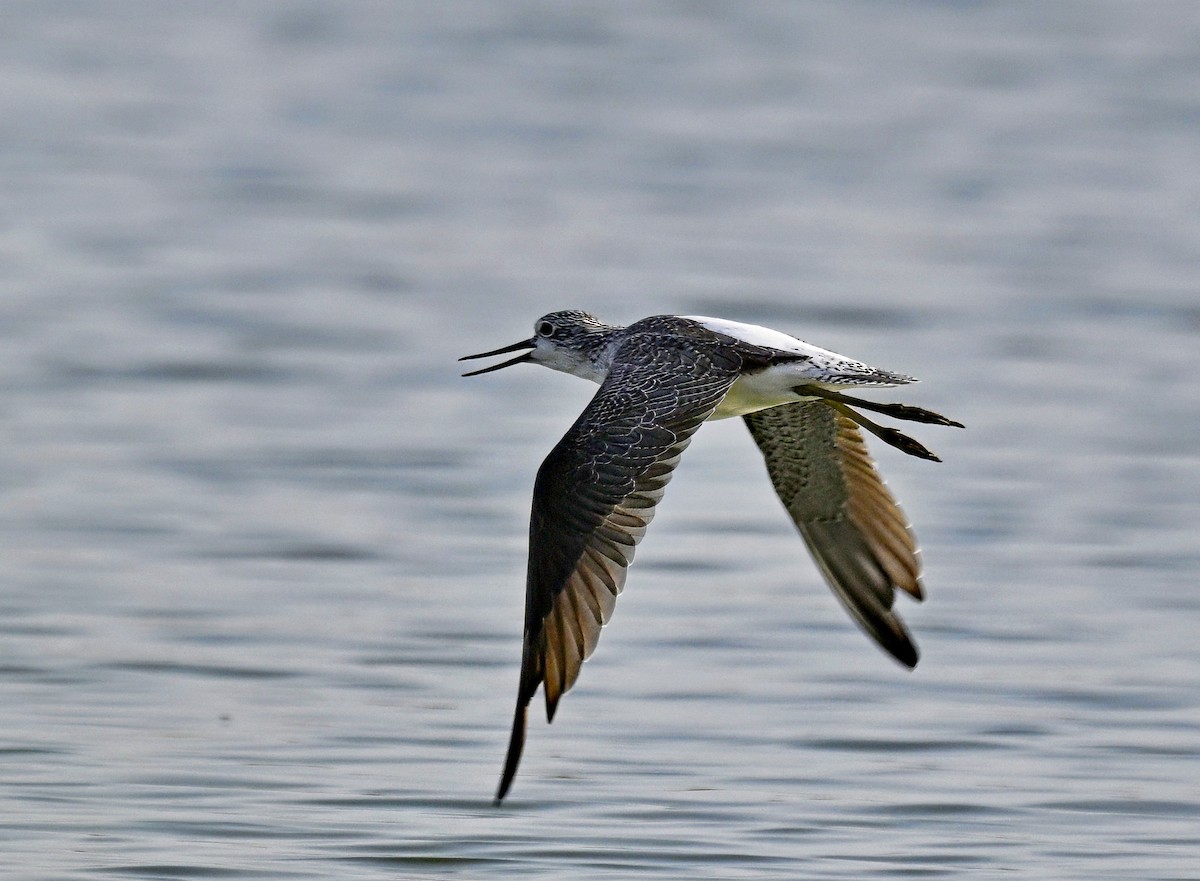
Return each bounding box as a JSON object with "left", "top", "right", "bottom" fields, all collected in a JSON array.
[{"left": 3, "top": 3, "right": 1199, "bottom": 878}]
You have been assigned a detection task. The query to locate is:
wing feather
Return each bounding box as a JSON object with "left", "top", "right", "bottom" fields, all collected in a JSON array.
[
  {"left": 495, "top": 332, "right": 741, "bottom": 802},
  {"left": 743, "top": 401, "right": 924, "bottom": 668},
  {"left": 834, "top": 407, "right": 923, "bottom": 597}
]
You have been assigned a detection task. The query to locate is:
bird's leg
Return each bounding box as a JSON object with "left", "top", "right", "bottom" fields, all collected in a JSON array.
[
  {"left": 820, "top": 399, "right": 943, "bottom": 462},
  {"left": 794, "top": 384, "right": 964, "bottom": 428}
]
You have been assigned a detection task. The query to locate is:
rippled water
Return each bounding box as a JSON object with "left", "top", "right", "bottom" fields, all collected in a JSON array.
[{"left": 3, "top": 3, "right": 1199, "bottom": 879}]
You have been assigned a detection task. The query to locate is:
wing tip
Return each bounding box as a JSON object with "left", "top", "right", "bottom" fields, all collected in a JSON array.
[
  {"left": 495, "top": 702, "right": 529, "bottom": 805},
  {"left": 852, "top": 603, "right": 920, "bottom": 669},
  {"left": 890, "top": 636, "right": 920, "bottom": 669},
  {"left": 873, "top": 608, "right": 921, "bottom": 669}
]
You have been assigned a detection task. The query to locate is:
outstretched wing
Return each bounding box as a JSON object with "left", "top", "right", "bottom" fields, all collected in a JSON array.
[
  {"left": 743, "top": 401, "right": 924, "bottom": 668},
  {"left": 496, "top": 333, "right": 742, "bottom": 802}
]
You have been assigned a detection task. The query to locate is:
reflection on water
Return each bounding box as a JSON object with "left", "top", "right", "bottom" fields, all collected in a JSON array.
[{"left": 2, "top": 2, "right": 1199, "bottom": 879}]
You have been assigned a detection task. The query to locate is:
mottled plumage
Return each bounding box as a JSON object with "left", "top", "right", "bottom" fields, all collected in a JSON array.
[{"left": 460, "top": 311, "right": 961, "bottom": 803}]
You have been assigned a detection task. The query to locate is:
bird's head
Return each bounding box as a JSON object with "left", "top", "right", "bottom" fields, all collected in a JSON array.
[{"left": 460, "top": 310, "right": 616, "bottom": 381}]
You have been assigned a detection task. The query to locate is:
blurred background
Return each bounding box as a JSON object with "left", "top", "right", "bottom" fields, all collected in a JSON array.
[{"left": 2, "top": 3, "right": 1198, "bottom": 879}]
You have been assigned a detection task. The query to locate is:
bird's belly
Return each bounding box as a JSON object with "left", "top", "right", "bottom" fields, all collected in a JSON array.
[{"left": 709, "top": 371, "right": 815, "bottom": 420}]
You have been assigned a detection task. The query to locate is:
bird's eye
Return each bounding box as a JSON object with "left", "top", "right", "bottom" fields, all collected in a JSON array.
[{"left": 537, "top": 321, "right": 555, "bottom": 337}]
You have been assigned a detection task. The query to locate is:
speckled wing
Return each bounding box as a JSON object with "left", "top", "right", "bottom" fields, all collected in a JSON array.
[
  {"left": 496, "top": 333, "right": 742, "bottom": 802},
  {"left": 743, "top": 401, "right": 924, "bottom": 668}
]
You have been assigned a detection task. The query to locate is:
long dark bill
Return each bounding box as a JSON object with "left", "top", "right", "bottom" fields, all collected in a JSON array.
[{"left": 459, "top": 338, "right": 536, "bottom": 377}]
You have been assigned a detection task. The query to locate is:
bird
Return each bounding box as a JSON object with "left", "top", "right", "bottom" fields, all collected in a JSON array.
[{"left": 460, "top": 310, "right": 962, "bottom": 803}]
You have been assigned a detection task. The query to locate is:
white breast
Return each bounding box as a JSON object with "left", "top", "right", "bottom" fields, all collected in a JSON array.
[{"left": 708, "top": 366, "right": 822, "bottom": 420}]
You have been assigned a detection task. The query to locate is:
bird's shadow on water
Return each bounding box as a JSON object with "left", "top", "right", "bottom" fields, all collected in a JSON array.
[
  {"left": 316, "top": 791, "right": 797, "bottom": 874},
  {"left": 310, "top": 784, "right": 1027, "bottom": 878}
]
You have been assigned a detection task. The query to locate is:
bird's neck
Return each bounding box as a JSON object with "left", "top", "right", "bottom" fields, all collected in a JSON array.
[{"left": 550, "top": 328, "right": 624, "bottom": 384}]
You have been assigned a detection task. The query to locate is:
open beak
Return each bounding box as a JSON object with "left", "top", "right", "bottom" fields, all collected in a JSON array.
[{"left": 459, "top": 338, "right": 536, "bottom": 377}]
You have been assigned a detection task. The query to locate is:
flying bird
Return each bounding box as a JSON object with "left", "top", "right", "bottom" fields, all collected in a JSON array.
[{"left": 460, "top": 311, "right": 961, "bottom": 803}]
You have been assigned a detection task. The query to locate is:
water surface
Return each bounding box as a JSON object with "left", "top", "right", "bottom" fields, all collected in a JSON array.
[{"left": 2, "top": 3, "right": 1199, "bottom": 879}]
